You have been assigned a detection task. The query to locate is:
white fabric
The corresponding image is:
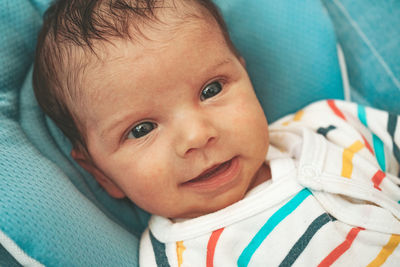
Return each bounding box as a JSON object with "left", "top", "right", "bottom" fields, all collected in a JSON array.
[
  {"left": 0, "top": 230, "right": 44, "bottom": 267},
  {"left": 140, "top": 100, "right": 400, "bottom": 266}
]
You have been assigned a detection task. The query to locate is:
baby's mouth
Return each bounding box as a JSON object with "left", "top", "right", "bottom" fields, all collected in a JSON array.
[
  {"left": 181, "top": 156, "right": 241, "bottom": 192},
  {"left": 188, "top": 160, "right": 233, "bottom": 184}
]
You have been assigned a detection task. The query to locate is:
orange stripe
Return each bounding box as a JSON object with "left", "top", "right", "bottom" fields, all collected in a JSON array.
[
  {"left": 341, "top": 141, "right": 365, "bottom": 178},
  {"left": 367, "top": 234, "right": 400, "bottom": 267},
  {"left": 206, "top": 228, "right": 224, "bottom": 267},
  {"left": 327, "top": 100, "right": 346, "bottom": 120},
  {"left": 362, "top": 135, "right": 374, "bottom": 154},
  {"left": 318, "top": 227, "right": 364, "bottom": 267},
  {"left": 371, "top": 170, "right": 385, "bottom": 191},
  {"left": 176, "top": 241, "right": 185, "bottom": 267}
]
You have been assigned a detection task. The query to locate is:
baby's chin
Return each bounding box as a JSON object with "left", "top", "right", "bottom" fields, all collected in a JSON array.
[{"left": 154, "top": 163, "right": 271, "bottom": 220}]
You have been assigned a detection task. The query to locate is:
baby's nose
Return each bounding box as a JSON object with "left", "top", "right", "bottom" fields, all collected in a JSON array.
[{"left": 174, "top": 113, "right": 218, "bottom": 157}]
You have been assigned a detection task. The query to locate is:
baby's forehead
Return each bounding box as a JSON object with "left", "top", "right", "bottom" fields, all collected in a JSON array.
[
  {"left": 70, "top": 1, "right": 233, "bottom": 116},
  {"left": 64, "top": 0, "right": 230, "bottom": 83},
  {"left": 78, "top": 20, "right": 233, "bottom": 129},
  {"left": 83, "top": 21, "right": 223, "bottom": 88},
  {"left": 80, "top": 11, "right": 226, "bottom": 74}
]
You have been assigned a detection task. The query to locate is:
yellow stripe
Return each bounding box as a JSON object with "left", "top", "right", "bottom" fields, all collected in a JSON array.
[
  {"left": 176, "top": 241, "right": 186, "bottom": 267},
  {"left": 367, "top": 234, "right": 400, "bottom": 267},
  {"left": 341, "top": 140, "right": 364, "bottom": 178},
  {"left": 282, "top": 110, "right": 304, "bottom": 126},
  {"left": 293, "top": 110, "right": 304, "bottom": 121}
]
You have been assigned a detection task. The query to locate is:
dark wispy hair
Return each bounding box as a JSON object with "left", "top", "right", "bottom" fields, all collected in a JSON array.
[{"left": 33, "top": 0, "right": 237, "bottom": 153}]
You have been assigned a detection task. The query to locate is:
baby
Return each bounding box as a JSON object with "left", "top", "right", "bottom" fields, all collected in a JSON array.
[{"left": 33, "top": 0, "right": 400, "bottom": 266}]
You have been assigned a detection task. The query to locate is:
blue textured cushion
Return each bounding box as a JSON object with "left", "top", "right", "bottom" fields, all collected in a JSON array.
[
  {"left": 216, "top": 0, "right": 344, "bottom": 122},
  {"left": 0, "top": 1, "right": 148, "bottom": 265},
  {"left": 322, "top": 0, "right": 400, "bottom": 114},
  {"left": 1, "top": 0, "right": 344, "bottom": 265}
]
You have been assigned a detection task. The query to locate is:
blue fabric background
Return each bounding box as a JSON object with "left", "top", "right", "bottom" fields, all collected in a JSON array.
[
  {"left": 2, "top": 0, "right": 397, "bottom": 265},
  {"left": 322, "top": 0, "right": 400, "bottom": 113},
  {"left": 216, "top": 0, "right": 344, "bottom": 122}
]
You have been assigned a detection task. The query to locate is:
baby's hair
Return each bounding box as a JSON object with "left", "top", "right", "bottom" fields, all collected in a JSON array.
[{"left": 33, "top": 0, "right": 238, "bottom": 155}]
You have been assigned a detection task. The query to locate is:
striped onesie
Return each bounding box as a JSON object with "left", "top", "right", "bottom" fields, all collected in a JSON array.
[{"left": 140, "top": 100, "right": 400, "bottom": 266}]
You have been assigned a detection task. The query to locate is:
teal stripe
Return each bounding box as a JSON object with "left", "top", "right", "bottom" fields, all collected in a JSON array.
[
  {"left": 150, "top": 231, "right": 170, "bottom": 267},
  {"left": 357, "top": 105, "right": 368, "bottom": 127},
  {"left": 388, "top": 114, "right": 400, "bottom": 164},
  {"left": 358, "top": 105, "right": 386, "bottom": 171},
  {"left": 393, "top": 117, "right": 400, "bottom": 193},
  {"left": 279, "top": 213, "right": 334, "bottom": 267},
  {"left": 373, "top": 135, "right": 386, "bottom": 172},
  {"left": 237, "top": 188, "right": 312, "bottom": 267}
]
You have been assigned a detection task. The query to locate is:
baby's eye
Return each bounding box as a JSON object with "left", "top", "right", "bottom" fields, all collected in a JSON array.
[
  {"left": 128, "top": 122, "right": 157, "bottom": 139},
  {"left": 200, "top": 81, "right": 222, "bottom": 101}
]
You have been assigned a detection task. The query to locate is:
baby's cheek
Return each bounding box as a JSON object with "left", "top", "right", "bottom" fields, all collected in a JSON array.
[
  {"left": 232, "top": 96, "right": 269, "bottom": 152},
  {"left": 124, "top": 175, "right": 165, "bottom": 208},
  {"left": 134, "top": 161, "right": 173, "bottom": 189},
  {"left": 232, "top": 100, "right": 266, "bottom": 131}
]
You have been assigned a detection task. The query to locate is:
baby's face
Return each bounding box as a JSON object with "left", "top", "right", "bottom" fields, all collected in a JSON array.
[{"left": 79, "top": 19, "right": 270, "bottom": 218}]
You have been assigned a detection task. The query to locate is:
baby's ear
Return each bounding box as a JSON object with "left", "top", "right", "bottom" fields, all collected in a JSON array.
[{"left": 71, "top": 148, "right": 126, "bottom": 199}]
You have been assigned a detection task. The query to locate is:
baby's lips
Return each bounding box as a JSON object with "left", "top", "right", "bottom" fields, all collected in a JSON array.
[{"left": 182, "top": 156, "right": 238, "bottom": 187}]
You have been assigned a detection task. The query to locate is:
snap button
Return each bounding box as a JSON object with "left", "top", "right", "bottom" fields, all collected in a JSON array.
[
  {"left": 300, "top": 165, "right": 318, "bottom": 179},
  {"left": 298, "top": 164, "right": 322, "bottom": 190}
]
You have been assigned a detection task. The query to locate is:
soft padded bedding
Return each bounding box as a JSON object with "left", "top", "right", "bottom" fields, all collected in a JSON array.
[{"left": 1, "top": 0, "right": 398, "bottom": 265}]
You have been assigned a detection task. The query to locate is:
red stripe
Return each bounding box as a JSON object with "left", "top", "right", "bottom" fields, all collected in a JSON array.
[
  {"left": 362, "top": 135, "right": 374, "bottom": 155},
  {"left": 372, "top": 170, "right": 386, "bottom": 191},
  {"left": 318, "top": 227, "right": 364, "bottom": 267},
  {"left": 327, "top": 100, "right": 346, "bottom": 121},
  {"left": 206, "top": 228, "right": 224, "bottom": 267}
]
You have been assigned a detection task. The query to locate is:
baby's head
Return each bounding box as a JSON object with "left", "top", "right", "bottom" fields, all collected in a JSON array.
[{"left": 33, "top": 0, "right": 270, "bottom": 219}]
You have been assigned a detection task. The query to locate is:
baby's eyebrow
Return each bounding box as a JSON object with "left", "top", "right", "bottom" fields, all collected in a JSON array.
[
  {"left": 207, "top": 58, "right": 232, "bottom": 72},
  {"left": 99, "top": 112, "right": 134, "bottom": 139}
]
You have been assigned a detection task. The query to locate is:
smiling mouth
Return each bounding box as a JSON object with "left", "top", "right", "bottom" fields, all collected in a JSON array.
[{"left": 182, "top": 157, "right": 240, "bottom": 190}]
